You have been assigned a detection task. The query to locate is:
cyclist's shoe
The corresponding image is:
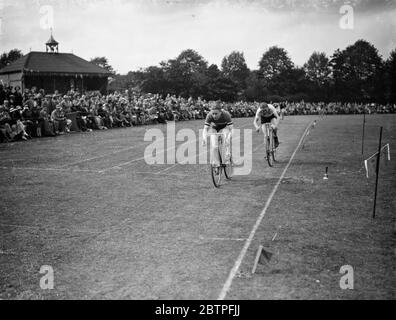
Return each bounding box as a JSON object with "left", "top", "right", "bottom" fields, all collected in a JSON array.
[{"left": 274, "top": 137, "right": 280, "bottom": 149}]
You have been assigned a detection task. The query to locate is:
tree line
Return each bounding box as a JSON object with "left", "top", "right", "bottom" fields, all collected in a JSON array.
[
  {"left": 1, "top": 39, "right": 395, "bottom": 103},
  {"left": 108, "top": 39, "right": 395, "bottom": 104}
]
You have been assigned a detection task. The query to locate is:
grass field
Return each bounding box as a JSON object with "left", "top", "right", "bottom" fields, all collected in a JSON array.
[{"left": 0, "top": 114, "right": 395, "bottom": 300}]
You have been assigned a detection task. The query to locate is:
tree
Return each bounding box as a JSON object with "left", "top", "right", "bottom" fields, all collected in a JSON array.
[
  {"left": 385, "top": 49, "right": 396, "bottom": 103},
  {"left": 244, "top": 71, "right": 268, "bottom": 102},
  {"left": 138, "top": 66, "right": 170, "bottom": 95},
  {"left": 221, "top": 51, "right": 250, "bottom": 90},
  {"left": 206, "top": 64, "right": 222, "bottom": 79},
  {"left": 304, "top": 52, "right": 331, "bottom": 86},
  {"left": 0, "top": 49, "right": 23, "bottom": 69},
  {"left": 207, "top": 76, "right": 238, "bottom": 102},
  {"left": 162, "top": 49, "right": 208, "bottom": 97},
  {"left": 175, "top": 49, "right": 208, "bottom": 74},
  {"left": 265, "top": 67, "right": 309, "bottom": 102},
  {"left": 330, "top": 40, "right": 384, "bottom": 102},
  {"left": 204, "top": 64, "right": 238, "bottom": 101},
  {"left": 304, "top": 52, "right": 332, "bottom": 101},
  {"left": 90, "top": 57, "right": 115, "bottom": 74},
  {"left": 258, "top": 46, "right": 294, "bottom": 81}
]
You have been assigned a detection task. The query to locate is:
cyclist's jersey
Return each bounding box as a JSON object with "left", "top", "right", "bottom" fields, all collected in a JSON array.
[
  {"left": 205, "top": 110, "right": 233, "bottom": 132},
  {"left": 258, "top": 104, "right": 277, "bottom": 124}
]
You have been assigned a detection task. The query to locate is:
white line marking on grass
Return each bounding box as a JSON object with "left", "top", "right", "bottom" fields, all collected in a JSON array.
[
  {"left": 252, "top": 142, "right": 264, "bottom": 153},
  {"left": 99, "top": 155, "right": 150, "bottom": 173},
  {"left": 134, "top": 171, "right": 192, "bottom": 178},
  {"left": 0, "top": 223, "right": 102, "bottom": 235},
  {"left": 0, "top": 166, "right": 101, "bottom": 173},
  {"left": 218, "top": 120, "right": 315, "bottom": 301},
  {"left": 61, "top": 139, "right": 165, "bottom": 168},
  {"left": 99, "top": 141, "right": 197, "bottom": 173},
  {"left": 156, "top": 163, "right": 179, "bottom": 174},
  {"left": 199, "top": 236, "right": 247, "bottom": 242}
]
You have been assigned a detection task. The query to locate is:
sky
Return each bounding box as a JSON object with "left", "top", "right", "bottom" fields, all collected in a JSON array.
[{"left": 0, "top": 0, "right": 395, "bottom": 74}]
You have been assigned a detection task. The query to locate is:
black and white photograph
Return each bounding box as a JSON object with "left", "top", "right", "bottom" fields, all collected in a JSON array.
[{"left": 0, "top": 0, "right": 395, "bottom": 305}]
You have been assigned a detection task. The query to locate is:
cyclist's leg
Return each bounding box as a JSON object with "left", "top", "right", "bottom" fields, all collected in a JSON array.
[
  {"left": 220, "top": 128, "right": 232, "bottom": 164},
  {"left": 261, "top": 124, "right": 268, "bottom": 146},
  {"left": 271, "top": 117, "right": 280, "bottom": 148},
  {"left": 209, "top": 128, "right": 220, "bottom": 166}
]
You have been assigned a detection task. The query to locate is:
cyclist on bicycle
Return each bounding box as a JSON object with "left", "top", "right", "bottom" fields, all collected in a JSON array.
[
  {"left": 202, "top": 103, "right": 234, "bottom": 169},
  {"left": 254, "top": 102, "right": 280, "bottom": 148}
]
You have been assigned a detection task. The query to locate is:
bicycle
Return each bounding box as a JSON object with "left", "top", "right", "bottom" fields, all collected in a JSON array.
[
  {"left": 263, "top": 123, "right": 276, "bottom": 167},
  {"left": 207, "top": 132, "right": 233, "bottom": 188}
]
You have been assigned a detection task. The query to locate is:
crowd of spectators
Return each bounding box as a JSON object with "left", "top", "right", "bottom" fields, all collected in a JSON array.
[
  {"left": 1, "top": 84, "right": 395, "bottom": 143},
  {"left": 285, "top": 101, "right": 396, "bottom": 115}
]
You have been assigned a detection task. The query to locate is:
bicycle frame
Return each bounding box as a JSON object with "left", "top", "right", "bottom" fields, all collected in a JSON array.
[
  {"left": 207, "top": 132, "right": 233, "bottom": 187},
  {"left": 207, "top": 132, "right": 227, "bottom": 165},
  {"left": 263, "top": 123, "right": 275, "bottom": 167}
]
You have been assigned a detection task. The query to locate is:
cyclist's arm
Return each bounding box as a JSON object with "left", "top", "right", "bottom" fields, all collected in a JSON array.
[
  {"left": 202, "top": 112, "right": 213, "bottom": 142},
  {"left": 224, "top": 113, "right": 234, "bottom": 136},
  {"left": 202, "top": 124, "right": 210, "bottom": 141},
  {"left": 269, "top": 105, "right": 280, "bottom": 128},
  {"left": 226, "top": 123, "right": 234, "bottom": 137},
  {"left": 254, "top": 108, "right": 261, "bottom": 131}
]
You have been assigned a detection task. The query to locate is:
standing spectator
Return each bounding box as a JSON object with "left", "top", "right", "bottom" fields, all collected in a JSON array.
[{"left": 0, "top": 84, "right": 6, "bottom": 105}]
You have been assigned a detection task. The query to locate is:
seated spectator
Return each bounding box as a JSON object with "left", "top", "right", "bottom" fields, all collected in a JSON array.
[
  {"left": 21, "top": 105, "right": 35, "bottom": 136},
  {"left": 110, "top": 107, "right": 123, "bottom": 127},
  {"left": 9, "top": 121, "right": 30, "bottom": 141},
  {"left": 90, "top": 105, "right": 107, "bottom": 130},
  {"left": 31, "top": 103, "right": 44, "bottom": 137},
  {"left": 98, "top": 104, "right": 113, "bottom": 129},
  {"left": 62, "top": 95, "right": 73, "bottom": 114},
  {"left": 51, "top": 104, "right": 69, "bottom": 135},
  {"left": 6, "top": 106, "right": 30, "bottom": 141},
  {"left": 39, "top": 105, "right": 56, "bottom": 136},
  {"left": 73, "top": 102, "right": 90, "bottom": 133},
  {"left": 119, "top": 110, "right": 132, "bottom": 127},
  {"left": 0, "top": 106, "right": 13, "bottom": 142}
]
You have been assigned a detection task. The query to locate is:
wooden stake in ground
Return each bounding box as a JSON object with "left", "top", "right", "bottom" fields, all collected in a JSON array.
[
  {"left": 251, "top": 245, "right": 264, "bottom": 274},
  {"left": 373, "top": 127, "right": 383, "bottom": 219},
  {"left": 251, "top": 245, "right": 274, "bottom": 274}
]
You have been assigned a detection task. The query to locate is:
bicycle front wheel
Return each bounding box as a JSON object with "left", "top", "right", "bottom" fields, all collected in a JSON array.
[
  {"left": 211, "top": 165, "right": 222, "bottom": 188},
  {"left": 271, "top": 131, "right": 277, "bottom": 164},
  {"left": 211, "top": 146, "right": 223, "bottom": 188},
  {"left": 224, "top": 157, "right": 233, "bottom": 180},
  {"left": 266, "top": 137, "right": 274, "bottom": 167}
]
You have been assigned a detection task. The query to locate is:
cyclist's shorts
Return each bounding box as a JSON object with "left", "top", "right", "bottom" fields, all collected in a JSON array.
[
  {"left": 261, "top": 114, "right": 276, "bottom": 124},
  {"left": 208, "top": 125, "right": 230, "bottom": 134},
  {"left": 213, "top": 126, "right": 227, "bottom": 132}
]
